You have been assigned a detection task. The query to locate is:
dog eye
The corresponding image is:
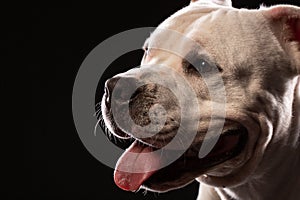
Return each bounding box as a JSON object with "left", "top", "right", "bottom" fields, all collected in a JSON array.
[
  {"left": 184, "top": 59, "right": 223, "bottom": 74},
  {"left": 185, "top": 59, "right": 211, "bottom": 74},
  {"left": 198, "top": 60, "right": 211, "bottom": 72}
]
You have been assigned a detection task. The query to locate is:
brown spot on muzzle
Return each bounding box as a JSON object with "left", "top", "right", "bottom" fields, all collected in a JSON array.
[
  {"left": 128, "top": 84, "right": 181, "bottom": 146},
  {"left": 104, "top": 73, "right": 181, "bottom": 144},
  {"left": 103, "top": 63, "right": 194, "bottom": 147}
]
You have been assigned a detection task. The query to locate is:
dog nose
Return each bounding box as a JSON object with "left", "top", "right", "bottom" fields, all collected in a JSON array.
[
  {"left": 104, "top": 77, "right": 120, "bottom": 104},
  {"left": 104, "top": 76, "right": 138, "bottom": 103},
  {"left": 105, "top": 76, "right": 120, "bottom": 96}
]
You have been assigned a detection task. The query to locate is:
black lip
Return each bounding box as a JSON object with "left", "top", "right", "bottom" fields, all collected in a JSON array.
[{"left": 142, "top": 126, "right": 248, "bottom": 192}]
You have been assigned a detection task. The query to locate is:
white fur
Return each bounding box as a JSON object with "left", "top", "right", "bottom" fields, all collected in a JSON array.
[
  {"left": 147, "top": 0, "right": 300, "bottom": 199},
  {"left": 106, "top": 0, "right": 300, "bottom": 199},
  {"left": 192, "top": 0, "right": 232, "bottom": 7}
]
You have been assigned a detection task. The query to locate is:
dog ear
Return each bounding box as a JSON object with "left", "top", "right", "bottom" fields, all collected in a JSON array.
[
  {"left": 191, "top": 0, "right": 232, "bottom": 7},
  {"left": 261, "top": 5, "right": 300, "bottom": 74}
]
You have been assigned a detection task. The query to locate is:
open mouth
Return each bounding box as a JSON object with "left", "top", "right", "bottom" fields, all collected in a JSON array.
[{"left": 113, "top": 124, "right": 248, "bottom": 192}]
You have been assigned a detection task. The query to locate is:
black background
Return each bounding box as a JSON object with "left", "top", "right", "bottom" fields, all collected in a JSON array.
[{"left": 12, "top": 0, "right": 299, "bottom": 199}]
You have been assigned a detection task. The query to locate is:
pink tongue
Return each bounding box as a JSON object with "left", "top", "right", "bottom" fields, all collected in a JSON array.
[{"left": 114, "top": 141, "right": 161, "bottom": 191}]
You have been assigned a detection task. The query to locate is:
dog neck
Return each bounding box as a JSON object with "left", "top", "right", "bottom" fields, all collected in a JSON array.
[{"left": 216, "top": 76, "right": 300, "bottom": 200}]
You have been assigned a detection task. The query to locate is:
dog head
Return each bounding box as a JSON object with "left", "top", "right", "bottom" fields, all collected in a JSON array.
[{"left": 100, "top": 0, "right": 300, "bottom": 193}]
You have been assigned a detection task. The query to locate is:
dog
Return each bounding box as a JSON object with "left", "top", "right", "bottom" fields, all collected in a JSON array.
[{"left": 100, "top": 0, "right": 300, "bottom": 199}]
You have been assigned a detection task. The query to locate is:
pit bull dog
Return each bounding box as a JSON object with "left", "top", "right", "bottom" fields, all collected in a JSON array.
[{"left": 100, "top": 0, "right": 300, "bottom": 199}]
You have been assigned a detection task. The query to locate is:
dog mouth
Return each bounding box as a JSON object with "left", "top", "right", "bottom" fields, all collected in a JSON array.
[{"left": 113, "top": 124, "right": 248, "bottom": 192}]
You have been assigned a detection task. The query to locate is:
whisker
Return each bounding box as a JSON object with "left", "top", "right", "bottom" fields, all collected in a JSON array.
[
  {"left": 93, "top": 102, "right": 116, "bottom": 142},
  {"left": 94, "top": 119, "right": 101, "bottom": 136},
  {"left": 153, "top": 191, "right": 160, "bottom": 198},
  {"left": 94, "top": 101, "right": 102, "bottom": 117},
  {"left": 142, "top": 188, "right": 148, "bottom": 196}
]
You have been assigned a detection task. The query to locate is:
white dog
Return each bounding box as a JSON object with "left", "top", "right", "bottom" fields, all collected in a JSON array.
[{"left": 101, "top": 0, "right": 300, "bottom": 199}]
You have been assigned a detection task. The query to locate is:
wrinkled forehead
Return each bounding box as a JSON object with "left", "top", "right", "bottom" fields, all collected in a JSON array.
[
  {"left": 146, "top": 5, "right": 234, "bottom": 55},
  {"left": 157, "top": 4, "right": 228, "bottom": 34},
  {"left": 148, "top": 5, "right": 232, "bottom": 44},
  {"left": 147, "top": 4, "right": 267, "bottom": 66}
]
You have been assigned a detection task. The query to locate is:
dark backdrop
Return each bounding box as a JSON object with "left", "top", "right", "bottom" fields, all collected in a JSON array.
[{"left": 16, "top": 0, "right": 299, "bottom": 199}]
